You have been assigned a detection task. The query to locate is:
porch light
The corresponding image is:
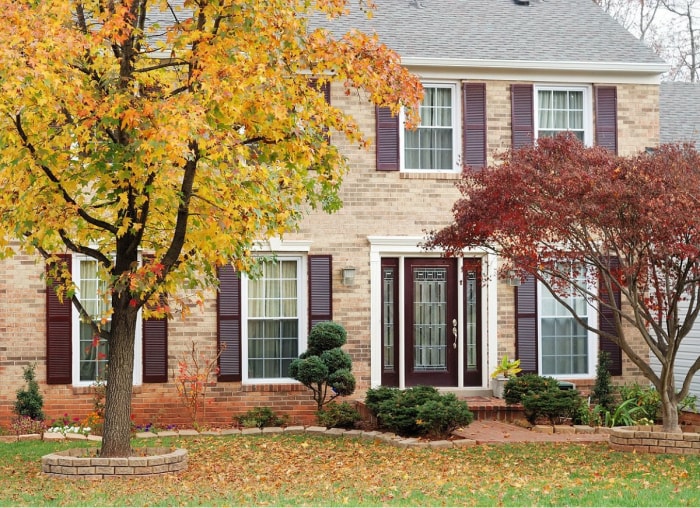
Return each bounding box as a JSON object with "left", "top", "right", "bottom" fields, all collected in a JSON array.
[
  {"left": 341, "top": 267, "right": 356, "bottom": 286},
  {"left": 506, "top": 270, "right": 521, "bottom": 287}
]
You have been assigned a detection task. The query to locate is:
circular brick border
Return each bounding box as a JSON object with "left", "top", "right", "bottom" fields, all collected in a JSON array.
[
  {"left": 42, "top": 447, "right": 187, "bottom": 479},
  {"left": 609, "top": 425, "right": 700, "bottom": 455}
]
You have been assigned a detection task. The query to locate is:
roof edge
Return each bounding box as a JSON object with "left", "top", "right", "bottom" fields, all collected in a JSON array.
[{"left": 401, "top": 57, "right": 669, "bottom": 75}]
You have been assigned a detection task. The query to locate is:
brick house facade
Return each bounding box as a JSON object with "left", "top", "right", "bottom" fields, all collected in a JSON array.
[{"left": 0, "top": 0, "right": 668, "bottom": 428}]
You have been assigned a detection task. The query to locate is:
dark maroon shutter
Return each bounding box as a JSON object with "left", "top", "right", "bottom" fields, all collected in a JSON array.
[
  {"left": 142, "top": 256, "right": 168, "bottom": 383},
  {"left": 463, "top": 82, "right": 487, "bottom": 169},
  {"left": 599, "top": 257, "right": 623, "bottom": 376},
  {"left": 376, "top": 106, "right": 399, "bottom": 171},
  {"left": 595, "top": 86, "right": 618, "bottom": 154},
  {"left": 515, "top": 274, "right": 538, "bottom": 373},
  {"left": 217, "top": 265, "right": 241, "bottom": 382},
  {"left": 308, "top": 254, "right": 332, "bottom": 329},
  {"left": 511, "top": 84, "right": 534, "bottom": 149},
  {"left": 46, "top": 254, "right": 72, "bottom": 385}
]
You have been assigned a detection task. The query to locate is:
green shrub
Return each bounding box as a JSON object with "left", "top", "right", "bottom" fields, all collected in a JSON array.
[
  {"left": 415, "top": 394, "right": 474, "bottom": 438},
  {"left": 317, "top": 402, "right": 361, "bottom": 429},
  {"left": 365, "top": 386, "right": 473, "bottom": 438},
  {"left": 591, "top": 351, "right": 616, "bottom": 414},
  {"left": 235, "top": 407, "right": 288, "bottom": 429},
  {"left": 521, "top": 389, "right": 584, "bottom": 425},
  {"left": 364, "top": 386, "right": 400, "bottom": 416},
  {"left": 14, "top": 364, "right": 44, "bottom": 421},
  {"left": 503, "top": 373, "right": 559, "bottom": 405}
]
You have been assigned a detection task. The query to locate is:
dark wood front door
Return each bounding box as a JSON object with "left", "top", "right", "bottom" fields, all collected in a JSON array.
[{"left": 405, "top": 258, "right": 458, "bottom": 386}]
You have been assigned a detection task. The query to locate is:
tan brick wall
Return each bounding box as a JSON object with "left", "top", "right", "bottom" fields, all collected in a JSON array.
[{"left": 0, "top": 79, "right": 657, "bottom": 429}]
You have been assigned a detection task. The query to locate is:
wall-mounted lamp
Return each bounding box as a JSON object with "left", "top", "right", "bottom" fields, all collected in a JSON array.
[
  {"left": 506, "top": 270, "right": 522, "bottom": 287},
  {"left": 341, "top": 267, "right": 356, "bottom": 286}
]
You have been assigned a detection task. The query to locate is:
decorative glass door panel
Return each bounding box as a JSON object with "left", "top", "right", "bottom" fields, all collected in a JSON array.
[
  {"left": 463, "top": 259, "right": 482, "bottom": 386},
  {"left": 406, "top": 258, "right": 458, "bottom": 386}
]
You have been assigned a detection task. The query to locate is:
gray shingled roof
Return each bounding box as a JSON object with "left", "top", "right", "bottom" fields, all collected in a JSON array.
[
  {"left": 660, "top": 82, "right": 700, "bottom": 145},
  {"left": 310, "top": 0, "right": 666, "bottom": 69}
]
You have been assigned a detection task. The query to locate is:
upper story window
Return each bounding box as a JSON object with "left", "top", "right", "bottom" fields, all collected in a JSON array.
[
  {"left": 535, "top": 86, "right": 591, "bottom": 145},
  {"left": 402, "top": 84, "right": 458, "bottom": 172},
  {"left": 243, "top": 257, "right": 307, "bottom": 382}
]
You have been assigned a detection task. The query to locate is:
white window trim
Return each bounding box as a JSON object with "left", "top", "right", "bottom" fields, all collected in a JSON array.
[
  {"left": 399, "top": 82, "right": 461, "bottom": 173},
  {"left": 71, "top": 254, "right": 143, "bottom": 387},
  {"left": 536, "top": 278, "right": 598, "bottom": 379},
  {"left": 534, "top": 84, "right": 593, "bottom": 147},
  {"left": 241, "top": 254, "right": 308, "bottom": 384}
]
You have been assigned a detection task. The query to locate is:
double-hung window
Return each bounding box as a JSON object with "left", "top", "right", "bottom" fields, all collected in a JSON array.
[
  {"left": 539, "top": 265, "right": 596, "bottom": 377},
  {"left": 71, "top": 255, "right": 143, "bottom": 386},
  {"left": 76, "top": 258, "right": 109, "bottom": 382},
  {"left": 243, "top": 257, "right": 306, "bottom": 381},
  {"left": 535, "top": 86, "right": 591, "bottom": 145},
  {"left": 403, "top": 84, "right": 458, "bottom": 171}
]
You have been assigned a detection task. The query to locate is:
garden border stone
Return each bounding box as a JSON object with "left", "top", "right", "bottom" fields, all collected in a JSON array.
[{"left": 609, "top": 425, "right": 700, "bottom": 454}]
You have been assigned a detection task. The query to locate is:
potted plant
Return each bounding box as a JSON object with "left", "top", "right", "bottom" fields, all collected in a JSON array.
[{"left": 490, "top": 355, "right": 522, "bottom": 398}]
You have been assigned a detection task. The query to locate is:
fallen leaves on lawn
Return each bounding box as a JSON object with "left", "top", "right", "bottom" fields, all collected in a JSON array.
[{"left": 0, "top": 435, "right": 698, "bottom": 506}]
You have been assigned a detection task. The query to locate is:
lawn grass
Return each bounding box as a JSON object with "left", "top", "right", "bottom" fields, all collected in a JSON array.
[{"left": 0, "top": 434, "right": 698, "bottom": 506}]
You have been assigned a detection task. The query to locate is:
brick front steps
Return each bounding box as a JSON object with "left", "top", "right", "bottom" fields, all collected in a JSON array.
[{"left": 609, "top": 425, "right": 700, "bottom": 455}]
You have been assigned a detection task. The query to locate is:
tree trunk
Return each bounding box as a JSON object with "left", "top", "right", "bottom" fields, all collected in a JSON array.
[
  {"left": 660, "top": 381, "right": 682, "bottom": 433},
  {"left": 100, "top": 306, "right": 138, "bottom": 457}
]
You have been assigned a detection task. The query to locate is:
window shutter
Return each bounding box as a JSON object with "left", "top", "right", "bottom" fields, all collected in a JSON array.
[
  {"left": 511, "top": 84, "right": 534, "bottom": 149},
  {"left": 599, "top": 257, "right": 623, "bottom": 376},
  {"left": 142, "top": 256, "right": 168, "bottom": 383},
  {"left": 515, "top": 274, "right": 538, "bottom": 373},
  {"left": 217, "top": 265, "right": 241, "bottom": 382},
  {"left": 307, "top": 78, "right": 331, "bottom": 104},
  {"left": 463, "top": 82, "right": 487, "bottom": 169},
  {"left": 308, "top": 254, "right": 332, "bottom": 329},
  {"left": 46, "top": 254, "right": 72, "bottom": 385},
  {"left": 376, "top": 106, "right": 399, "bottom": 171},
  {"left": 595, "top": 86, "right": 618, "bottom": 154}
]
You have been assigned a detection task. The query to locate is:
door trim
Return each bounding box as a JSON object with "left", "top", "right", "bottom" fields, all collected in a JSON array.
[{"left": 369, "top": 236, "right": 498, "bottom": 390}]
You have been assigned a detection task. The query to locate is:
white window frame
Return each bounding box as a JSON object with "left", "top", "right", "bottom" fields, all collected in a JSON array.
[
  {"left": 534, "top": 85, "right": 592, "bottom": 147},
  {"left": 71, "top": 255, "right": 143, "bottom": 387},
  {"left": 537, "top": 274, "right": 598, "bottom": 379},
  {"left": 241, "top": 254, "right": 308, "bottom": 384},
  {"left": 400, "top": 82, "right": 460, "bottom": 173}
]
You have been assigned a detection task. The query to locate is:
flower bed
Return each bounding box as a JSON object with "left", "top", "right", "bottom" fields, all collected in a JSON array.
[
  {"left": 41, "top": 447, "right": 187, "bottom": 479},
  {"left": 609, "top": 425, "right": 700, "bottom": 454}
]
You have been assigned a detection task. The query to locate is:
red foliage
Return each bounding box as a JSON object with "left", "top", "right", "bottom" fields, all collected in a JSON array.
[{"left": 427, "top": 133, "right": 700, "bottom": 430}]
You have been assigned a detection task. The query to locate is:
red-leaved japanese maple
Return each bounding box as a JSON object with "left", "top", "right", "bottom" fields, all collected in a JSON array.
[{"left": 427, "top": 133, "right": 700, "bottom": 432}]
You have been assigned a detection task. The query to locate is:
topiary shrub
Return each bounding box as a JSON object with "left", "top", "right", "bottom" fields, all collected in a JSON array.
[
  {"left": 289, "top": 321, "right": 356, "bottom": 413},
  {"left": 317, "top": 401, "right": 361, "bottom": 429},
  {"left": 365, "top": 385, "right": 473, "bottom": 438},
  {"left": 503, "top": 373, "right": 559, "bottom": 406},
  {"left": 521, "top": 389, "right": 584, "bottom": 425},
  {"left": 14, "top": 364, "right": 44, "bottom": 421}
]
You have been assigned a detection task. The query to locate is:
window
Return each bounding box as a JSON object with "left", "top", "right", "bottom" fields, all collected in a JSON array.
[
  {"left": 535, "top": 86, "right": 591, "bottom": 145},
  {"left": 243, "top": 257, "right": 307, "bottom": 381},
  {"left": 403, "top": 84, "right": 457, "bottom": 171},
  {"left": 68, "top": 256, "right": 143, "bottom": 386},
  {"left": 538, "top": 266, "right": 596, "bottom": 377},
  {"left": 76, "top": 259, "right": 109, "bottom": 382}
]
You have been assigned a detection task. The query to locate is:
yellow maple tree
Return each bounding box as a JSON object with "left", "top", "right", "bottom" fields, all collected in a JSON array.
[{"left": 0, "top": 0, "right": 422, "bottom": 457}]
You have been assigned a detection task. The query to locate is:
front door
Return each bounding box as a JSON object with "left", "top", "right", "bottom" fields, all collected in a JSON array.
[{"left": 405, "top": 258, "right": 458, "bottom": 386}]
